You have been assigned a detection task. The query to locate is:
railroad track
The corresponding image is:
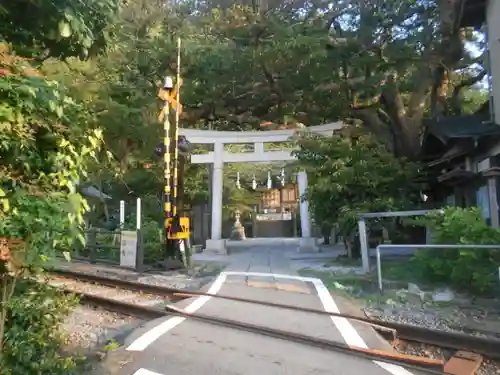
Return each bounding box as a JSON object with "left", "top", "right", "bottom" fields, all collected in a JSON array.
[{"left": 47, "top": 268, "right": 500, "bottom": 374}]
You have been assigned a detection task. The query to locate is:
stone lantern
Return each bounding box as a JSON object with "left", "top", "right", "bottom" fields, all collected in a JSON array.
[{"left": 230, "top": 209, "right": 246, "bottom": 240}]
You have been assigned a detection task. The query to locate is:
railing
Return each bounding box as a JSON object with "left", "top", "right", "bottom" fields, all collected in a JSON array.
[
  {"left": 376, "top": 243, "right": 500, "bottom": 292},
  {"left": 58, "top": 226, "right": 145, "bottom": 273},
  {"left": 358, "top": 209, "right": 443, "bottom": 273},
  {"left": 74, "top": 228, "right": 122, "bottom": 264}
]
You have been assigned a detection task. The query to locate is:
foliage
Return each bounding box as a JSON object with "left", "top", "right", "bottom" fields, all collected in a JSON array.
[
  {"left": 38, "top": 0, "right": 489, "bottom": 215},
  {"left": 0, "top": 34, "right": 104, "bottom": 367},
  {"left": 0, "top": 43, "right": 104, "bottom": 267},
  {"left": 0, "top": 0, "right": 120, "bottom": 372},
  {"left": 37, "top": 0, "right": 489, "bottom": 212},
  {"left": 0, "top": 280, "right": 80, "bottom": 375},
  {"left": 183, "top": 164, "right": 209, "bottom": 203},
  {"left": 412, "top": 207, "right": 500, "bottom": 293},
  {"left": 0, "top": 191, "right": 86, "bottom": 265},
  {"left": 293, "top": 132, "right": 425, "bottom": 242},
  {"left": 0, "top": 45, "right": 104, "bottom": 200},
  {"left": 0, "top": 0, "right": 120, "bottom": 60},
  {"left": 141, "top": 220, "right": 165, "bottom": 265}
]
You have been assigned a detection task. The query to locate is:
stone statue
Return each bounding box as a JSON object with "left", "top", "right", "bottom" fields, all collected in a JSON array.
[{"left": 230, "top": 209, "right": 246, "bottom": 240}]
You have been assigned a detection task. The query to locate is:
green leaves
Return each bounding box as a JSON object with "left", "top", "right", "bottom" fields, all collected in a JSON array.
[
  {"left": 0, "top": 188, "right": 8, "bottom": 213},
  {"left": 58, "top": 21, "right": 72, "bottom": 38},
  {"left": 1, "top": 281, "right": 80, "bottom": 375},
  {"left": 413, "top": 207, "right": 500, "bottom": 294},
  {"left": 293, "top": 133, "right": 425, "bottom": 235},
  {"left": 0, "top": 0, "right": 120, "bottom": 59}
]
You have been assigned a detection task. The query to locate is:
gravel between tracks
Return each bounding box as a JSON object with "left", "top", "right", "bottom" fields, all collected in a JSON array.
[
  {"left": 391, "top": 340, "right": 500, "bottom": 375},
  {"left": 62, "top": 305, "right": 143, "bottom": 355},
  {"left": 364, "top": 302, "right": 500, "bottom": 374},
  {"left": 45, "top": 276, "right": 170, "bottom": 307}
]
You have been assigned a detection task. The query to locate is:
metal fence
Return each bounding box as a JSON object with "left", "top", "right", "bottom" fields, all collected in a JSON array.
[
  {"left": 66, "top": 226, "right": 145, "bottom": 272},
  {"left": 73, "top": 228, "right": 122, "bottom": 264},
  {"left": 358, "top": 209, "right": 443, "bottom": 272}
]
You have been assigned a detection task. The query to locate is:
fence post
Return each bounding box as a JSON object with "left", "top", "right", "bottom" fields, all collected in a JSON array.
[
  {"left": 120, "top": 200, "right": 125, "bottom": 229},
  {"left": 358, "top": 218, "right": 369, "bottom": 273},
  {"left": 135, "top": 229, "right": 144, "bottom": 273},
  {"left": 135, "top": 197, "right": 144, "bottom": 273},
  {"left": 136, "top": 198, "right": 141, "bottom": 230},
  {"left": 88, "top": 228, "right": 97, "bottom": 264}
]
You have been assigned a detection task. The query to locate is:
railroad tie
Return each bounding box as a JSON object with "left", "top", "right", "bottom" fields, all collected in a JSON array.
[{"left": 443, "top": 351, "right": 483, "bottom": 375}]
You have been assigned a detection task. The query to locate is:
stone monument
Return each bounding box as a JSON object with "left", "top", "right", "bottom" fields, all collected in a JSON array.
[{"left": 230, "top": 209, "right": 246, "bottom": 240}]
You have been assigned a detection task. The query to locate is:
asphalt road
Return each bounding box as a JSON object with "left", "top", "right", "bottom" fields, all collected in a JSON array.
[{"left": 111, "top": 270, "right": 422, "bottom": 375}]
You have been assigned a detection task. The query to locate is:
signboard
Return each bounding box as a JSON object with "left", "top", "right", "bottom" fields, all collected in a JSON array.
[
  {"left": 120, "top": 231, "right": 138, "bottom": 268},
  {"left": 165, "top": 216, "right": 190, "bottom": 239},
  {"left": 256, "top": 213, "right": 292, "bottom": 221}
]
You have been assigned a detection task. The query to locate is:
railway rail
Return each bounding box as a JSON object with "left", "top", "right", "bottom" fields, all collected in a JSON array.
[{"left": 47, "top": 268, "right": 499, "bottom": 375}]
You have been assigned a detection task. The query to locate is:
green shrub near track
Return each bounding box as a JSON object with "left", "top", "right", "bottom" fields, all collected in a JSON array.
[
  {"left": 413, "top": 207, "right": 500, "bottom": 294},
  {"left": 0, "top": 281, "right": 80, "bottom": 375}
]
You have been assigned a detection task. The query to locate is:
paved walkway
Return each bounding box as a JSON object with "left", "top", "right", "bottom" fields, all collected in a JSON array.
[{"left": 100, "top": 246, "right": 422, "bottom": 375}]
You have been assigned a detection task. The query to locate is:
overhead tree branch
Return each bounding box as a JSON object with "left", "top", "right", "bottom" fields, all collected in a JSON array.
[
  {"left": 349, "top": 108, "right": 394, "bottom": 150},
  {"left": 452, "top": 69, "right": 487, "bottom": 114},
  {"left": 430, "top": 66, "right": 450, "bottom": 119},
  {"left": 261, "top": 61, "right": 284, "bottom": 106}
]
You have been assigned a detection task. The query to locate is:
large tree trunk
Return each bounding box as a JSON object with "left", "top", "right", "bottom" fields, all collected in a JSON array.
[{"left": 333, "top": 0, "right": 471, "bottom": 159}]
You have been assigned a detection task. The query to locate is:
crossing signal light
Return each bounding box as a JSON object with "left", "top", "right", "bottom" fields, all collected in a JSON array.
[{"left": 154, "top": 136, "right": 190, "bottom": 158}]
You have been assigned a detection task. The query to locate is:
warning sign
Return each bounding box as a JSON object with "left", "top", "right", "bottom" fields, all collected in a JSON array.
[
  {"left": 165, "top": 216, "right": 190, "bottom": 239},
  {"left": 157, "top": 78, "right": 184, "bottom": 120}
]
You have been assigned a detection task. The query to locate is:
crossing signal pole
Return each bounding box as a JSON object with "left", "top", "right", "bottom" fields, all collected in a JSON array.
[{"left": 157, "top": 37, "right": 190, "bottom": 268}]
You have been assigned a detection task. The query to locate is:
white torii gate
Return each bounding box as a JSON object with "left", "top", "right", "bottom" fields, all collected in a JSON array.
[{"left": 180, "top": 122, "right": 344, "bottom": 254}]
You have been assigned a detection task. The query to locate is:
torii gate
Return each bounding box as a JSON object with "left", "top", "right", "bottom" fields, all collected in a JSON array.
[{"left": 180, "top": 122, "right": 344, "bottom": 254}]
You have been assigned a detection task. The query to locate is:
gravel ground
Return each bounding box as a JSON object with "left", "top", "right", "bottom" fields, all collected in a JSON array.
[
  {"left": 392, "top": 341, "right": 449, "bottom": 360},
  {"left": 391, "top": 340, "right": 500, "bottom": 375},
  {"left": 362, "top": 291, "right": 500, "bottom": 374},
  {"left": 52, "top": 260, "right": 225, "bottom": 290},
  {"left": 477, "top": 360, "right": 500, "bottom": 375},
  {"left": 47, "top": 261, "right": 225, "bottom": 374},
  {"left": 45, "top": 276, "right": 171, "bottom": 306},
  {"left": 364, "top": 305, "right": 500, "bottom": 339},
  {"left": 62, "top": 305, "right": 143, "bottom": 355}
]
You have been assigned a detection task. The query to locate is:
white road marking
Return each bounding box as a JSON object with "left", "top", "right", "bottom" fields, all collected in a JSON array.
[
  {"left": 310, "top": 278, "right": 414, "bottom": 375},
  {"left": 132, "top": 369, "right": 163, "bottom": 375},
  {"left": 126, "top": 273, "right": 227, "bottom": 351},
  {"left": 126, "top": 269, "right": 414, "bottom": 375},
  {"left": 221, "top": 271, "right": 414, "bottom": 375}
]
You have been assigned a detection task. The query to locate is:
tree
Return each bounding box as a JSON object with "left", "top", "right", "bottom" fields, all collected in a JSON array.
[
  {"left": 317, "top": 0, "right": 486, "bottom": 158},
  {"left": 0, "top": 42, "right": 106, "bottom": 357},
  {"left": 171, "top": 0, "right": 486, "bottom": 159},
  {"left": 0, "top": 0, "right": 120, "bottom": 60},
  {"left": 36, "top": 0, "right": 489, "bottom": 244},
  {"left": 0, "top": 0, "right": 119, "bottom": 369},
  {"left": 293, "top": 131, "right": 425, "bottom": 254}
]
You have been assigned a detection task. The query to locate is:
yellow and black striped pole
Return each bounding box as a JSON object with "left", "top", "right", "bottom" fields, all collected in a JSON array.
[
  {"left": 162, "top": 79, "right": 173, "bottom": 229},
  {"left": 172, "top": 37, "right": 181, "bottom": 217},
  {"left": 157, "top": 38, "right": 189, "bottom": 265}
]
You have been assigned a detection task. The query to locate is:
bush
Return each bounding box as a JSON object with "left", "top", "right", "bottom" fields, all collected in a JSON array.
[
  {"left": 413, "top": 207, "right": 500, "bottom": 293},
  {"left": 132, "top": 219, "right": 163, "bottom": 265},
  {"left": 0, "top": 280, "right": 80, "bottom": 375}
]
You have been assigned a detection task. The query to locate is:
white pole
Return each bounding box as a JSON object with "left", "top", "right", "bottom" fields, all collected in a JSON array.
[
  {"left": 136, "top": 198, "right": 141, "bottom": 230},
  {"left": 359, "top": 219, "right": 369, "bottom": 273},
  {"left": 120, "top": 200, "right": 125, "bottom": 228},
  {"left": 297, "top": 171, "right": 311, "bottom": 238},
  {"left": 377, "top": 246, "right": 383, "bottom": 293},
  {"left": 211, "top": 143, "right": 224, "bottom": 240}
]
